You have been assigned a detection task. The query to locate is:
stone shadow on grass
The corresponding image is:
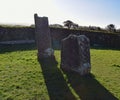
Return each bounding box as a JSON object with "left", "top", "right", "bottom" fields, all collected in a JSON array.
[
  {"left": 39, "top": 58, "right": 76, "bottom": 100},
  {"left": 64, "top": 71, "right": 118, "bottom": 100}
]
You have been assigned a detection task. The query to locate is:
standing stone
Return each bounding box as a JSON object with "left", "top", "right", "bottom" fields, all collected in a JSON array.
[
  {"left": 34, "top": 14, "right": 54, "bottom": 60},
  {"left": 61, "top": 34, "right": 91, "bottom": 75}
]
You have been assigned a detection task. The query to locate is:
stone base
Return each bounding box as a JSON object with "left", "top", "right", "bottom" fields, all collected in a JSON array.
[
  {"left": 37, "top": 54, "right": 56, "bottom": 63},
  {"left": 60, "top": 64, "right": 91, "bottom": 76}
]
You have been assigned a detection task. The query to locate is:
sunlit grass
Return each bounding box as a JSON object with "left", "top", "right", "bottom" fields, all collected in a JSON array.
[
  {"left": 0, "top": 45, "right": 49, "bottom": 100},
  {"left": 91, "top": 49, "right": 120, "bottom": 99},
  {"left": 0, "top": 44, "right": 120, "bottom": 100}
]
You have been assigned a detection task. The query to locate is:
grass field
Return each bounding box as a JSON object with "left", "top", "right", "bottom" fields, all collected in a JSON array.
[{"left": 0, "top": 44, "right": 120, "bottom": 100}]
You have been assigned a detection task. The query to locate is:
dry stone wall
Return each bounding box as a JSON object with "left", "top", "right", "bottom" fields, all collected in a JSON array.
[
  {"left": 0, "top": 26, "right": 34, "bottom": 41},
  {"left": 0, "top": 26, "right": 120, "bottom": 48},
  {"left": 50, "top": 28, "right": 120, "bottom": 48}
]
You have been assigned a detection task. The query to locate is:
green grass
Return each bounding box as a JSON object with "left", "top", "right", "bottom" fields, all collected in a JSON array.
[
  {"left": 91, "top": 48, "right": 120, "bottom": 99},
  {"left": 0, "top": 44, "right": 120, "bottom": 100}
]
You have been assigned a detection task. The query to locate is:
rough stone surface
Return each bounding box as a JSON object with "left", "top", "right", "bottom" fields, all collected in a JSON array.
[
  {"left": 34, "top": 14, "right": 54, "bottom": 59},
  {"left": 61, "top": 34, "right": 91, "bottom": 75}
]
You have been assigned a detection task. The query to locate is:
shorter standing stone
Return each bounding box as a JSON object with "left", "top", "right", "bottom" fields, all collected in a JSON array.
[{"left": 60, "top": 34, "right": 91, "bottom": 75}]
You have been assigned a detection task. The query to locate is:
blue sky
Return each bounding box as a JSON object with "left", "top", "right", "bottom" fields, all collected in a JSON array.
[{"left": 0, "top": 0, "right": 120, "bottom": 28}]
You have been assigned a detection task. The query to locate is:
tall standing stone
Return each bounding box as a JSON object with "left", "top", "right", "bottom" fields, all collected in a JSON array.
[
  {"left": 61, "top": 34, "right": 91, "bottom": 75},
  {"left": 34, "top": 14, "right": 54, "bottom": 60}
]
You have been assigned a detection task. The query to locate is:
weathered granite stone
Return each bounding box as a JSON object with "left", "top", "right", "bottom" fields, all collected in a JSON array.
[
  {"left": 60, "top": 34, "right": 91, "bottom": 75},
  {"left": 34, "top": 14, "right": 54, "bottom": 60}
]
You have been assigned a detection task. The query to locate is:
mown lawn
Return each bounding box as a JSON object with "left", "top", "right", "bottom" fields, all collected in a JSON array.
[{"left": 0, "top": 44, "right": 120, "bottom": 100}]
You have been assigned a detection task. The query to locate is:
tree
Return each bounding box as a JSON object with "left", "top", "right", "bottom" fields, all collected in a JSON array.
[
  {"left": 106, "top": 24, "right": 116, "bottom": 32},
  {"left": 63, "top": 20, "right": 74, "bottom": 29},
  {"left": 72, "top": 23, "right": 79, "bottom": 29},
  {"left": 63, "top": 20, "right": 79, "bottom": 29}
]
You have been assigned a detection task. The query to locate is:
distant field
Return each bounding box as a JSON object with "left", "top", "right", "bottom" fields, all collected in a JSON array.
[{"left": 0, "top": 44, "right": 120, "bottom": 100}]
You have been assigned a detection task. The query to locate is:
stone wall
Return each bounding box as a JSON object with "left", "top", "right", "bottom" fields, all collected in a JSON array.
[
  {"left": 0, "top": 26, "right": 35, "bottom": 41},
  {"left": 50, "top": 28, "right": 120, "bottom": 48},
  {"left": 0, "top": 26, "right": 120, "bottom": 48}
]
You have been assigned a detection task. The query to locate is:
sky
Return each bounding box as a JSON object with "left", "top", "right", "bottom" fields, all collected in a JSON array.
[{"left": 0, "top": 0, "right": 120, "bottom": 28}]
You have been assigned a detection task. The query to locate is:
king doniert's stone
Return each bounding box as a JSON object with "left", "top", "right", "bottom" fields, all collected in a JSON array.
[{"left": 61, "top": 34, "right": 91, "bottom": 75}]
